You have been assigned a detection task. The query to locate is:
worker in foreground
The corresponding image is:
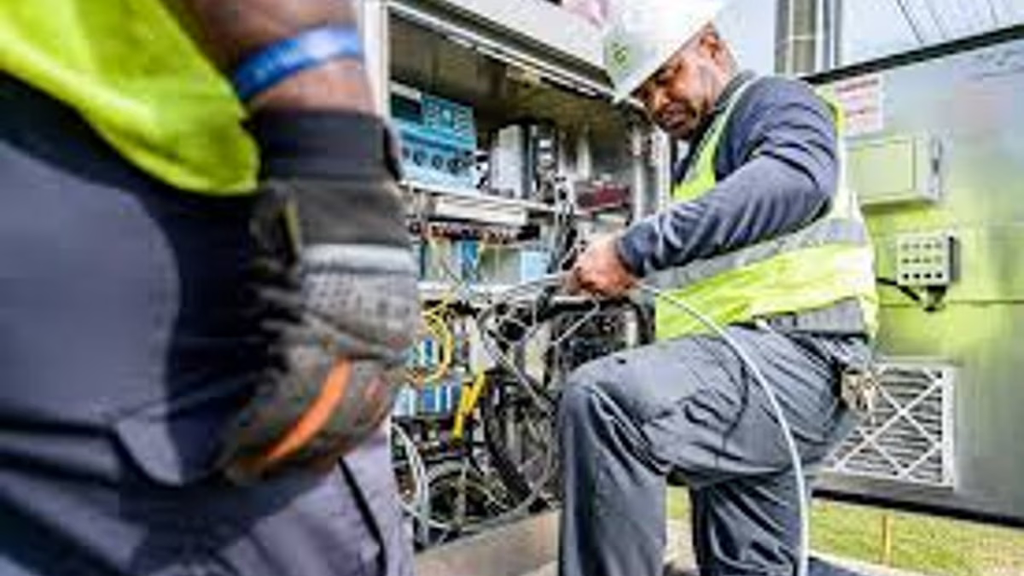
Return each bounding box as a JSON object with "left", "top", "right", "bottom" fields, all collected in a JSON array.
[
  {"left": 564, "top": 0, "right": 878, "bottom": 574},
  {"left": 0, "top": 1, "right": 418, "bottom": 574}
]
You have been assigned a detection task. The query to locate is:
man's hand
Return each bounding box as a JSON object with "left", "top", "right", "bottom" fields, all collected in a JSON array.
[
  {"left": 214, "top": 111, "right": 418, "bottom": 483},
  {"left": 569, "top": 234, "right": 637, "bottom": 297},
  {"left": 169, "top": 2, "right": 408, "bottom": 481},
  {"left": 219, "top": 162, "right": 418, "bottom": 483}
]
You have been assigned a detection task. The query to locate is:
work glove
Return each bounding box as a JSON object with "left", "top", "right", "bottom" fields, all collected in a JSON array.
[{"left": 219, "top": 111, "right": 419, "bottom": 483}]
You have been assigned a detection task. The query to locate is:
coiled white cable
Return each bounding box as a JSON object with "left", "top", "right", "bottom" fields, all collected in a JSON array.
[
  {"left": 476, "top": 273, "right": 810, "bottom": 576},
  {"left": 635, "top": 282, "right": 809, "bottom": 576}
]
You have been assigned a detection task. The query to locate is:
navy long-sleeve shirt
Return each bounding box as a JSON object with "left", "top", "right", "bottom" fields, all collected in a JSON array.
[{"left": 617, "top": 73, "right": 839, "bottom": 277}]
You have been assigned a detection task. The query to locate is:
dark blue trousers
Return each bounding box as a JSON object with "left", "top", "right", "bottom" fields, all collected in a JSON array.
[{"left": 0, "top": 75, "right": 412, "bottom": 576}]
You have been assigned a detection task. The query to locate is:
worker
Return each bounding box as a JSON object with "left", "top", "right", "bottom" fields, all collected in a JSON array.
[
  {"left": 563, "top": 0, "right": 878, "bottom": 574},
  {"left": 0, "top": 1, "right": 418, "bottom": 575}
]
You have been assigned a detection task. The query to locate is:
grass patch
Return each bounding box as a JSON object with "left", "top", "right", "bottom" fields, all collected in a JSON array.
[{"left": 667, "top": 489, "right": 1024, "bottom": 575}]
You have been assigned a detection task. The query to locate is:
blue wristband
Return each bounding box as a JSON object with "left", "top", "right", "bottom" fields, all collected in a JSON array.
[{"left": 231, "top": 26, "right": 364, "bottom": 102}]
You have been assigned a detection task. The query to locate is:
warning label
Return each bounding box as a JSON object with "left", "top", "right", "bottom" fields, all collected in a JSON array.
[{"left": 832, "top": 74, "right": 886, "bottom": 137}]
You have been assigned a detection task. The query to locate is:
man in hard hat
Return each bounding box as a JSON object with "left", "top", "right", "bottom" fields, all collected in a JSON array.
[
  {"left": 563, "top": 0, "right": 878, "bottom": 574},
  {"left": 0, "top": 1, "right": 417, "bottom": 574}
]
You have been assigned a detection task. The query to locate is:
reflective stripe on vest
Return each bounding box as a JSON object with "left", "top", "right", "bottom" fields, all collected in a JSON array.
[
  {"left": 654, "top": 78, "right": 879, "bottom": 340},
  {"left": 0, "top": 2, "right": 258, "bottom": 194}
]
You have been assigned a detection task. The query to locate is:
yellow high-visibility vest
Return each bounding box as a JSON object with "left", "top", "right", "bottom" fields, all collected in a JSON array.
[
  {"left": 654, "top": 80, "right": 878, "bottom": 340},
  {"left": 0, "top": 1, "right": 258, "bottom": 194}
]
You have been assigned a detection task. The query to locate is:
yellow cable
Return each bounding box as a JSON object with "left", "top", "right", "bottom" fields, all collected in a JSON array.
[
  {"left": 414, "top": 309, "right": 455, "bottom": 387},
  {"left": 422, "top": 235, "right": 463, "bottom": 314},
  {"left": 453, "top": 370, "right": 488, "bottom": 441},
  {"left": 415, "top": 234, "right": 492, "bottom": 430}
]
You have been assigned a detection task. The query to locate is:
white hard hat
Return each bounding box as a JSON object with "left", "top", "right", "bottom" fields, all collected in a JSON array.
[{"left": 603, "top": 0, "right": 726, "bottom": 102}]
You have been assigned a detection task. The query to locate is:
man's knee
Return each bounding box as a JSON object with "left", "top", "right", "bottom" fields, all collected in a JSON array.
[
  {"left": 561, "top": 353, "right": 621, "bottom": 412},
  {"left": 559, "top": 371, "right": 601, "bottom": 426},
  {"left": 566, "top": 352, "right": 623, "bottom": 393}
]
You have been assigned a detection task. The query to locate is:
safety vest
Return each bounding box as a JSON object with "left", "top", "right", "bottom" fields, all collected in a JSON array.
[
  {"left": 0, "top": 1, "right": 258, "bottom": 194},
  {"left": 654, "top": 79, "right": 878, "bottom": 340}
]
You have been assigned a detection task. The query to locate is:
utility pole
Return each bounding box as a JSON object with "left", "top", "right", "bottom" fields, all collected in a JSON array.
[
  {"left": 776, "top": 0, "right": 841, "bottom": 75},
  {"left": 823, "top": 0, "right": 843, "bottom": 70}
]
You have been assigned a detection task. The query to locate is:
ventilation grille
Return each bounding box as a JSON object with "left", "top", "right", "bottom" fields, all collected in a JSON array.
[{"left": 826, "top": 361, "right": 956, "bottom": 488}]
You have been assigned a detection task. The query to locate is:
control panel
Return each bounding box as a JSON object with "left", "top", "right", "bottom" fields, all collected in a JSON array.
[
  {"left": 391, "top": 83, "right": 478, "bottom": 190},
  {"left": 895, "top": 231, "right": 957, "bottom": 287}
]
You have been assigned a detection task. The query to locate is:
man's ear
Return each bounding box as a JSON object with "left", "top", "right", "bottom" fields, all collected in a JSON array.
[
  {"left": 697, "top": 25, "right": 724, "bottom": 59},
  {"left": 699, "top": 25, "right": 736, "bottom": 70}
]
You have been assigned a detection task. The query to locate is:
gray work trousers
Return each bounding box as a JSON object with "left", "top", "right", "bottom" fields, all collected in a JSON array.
[{"left": 558, "top": 326, "right": 871, "bottom": 576}]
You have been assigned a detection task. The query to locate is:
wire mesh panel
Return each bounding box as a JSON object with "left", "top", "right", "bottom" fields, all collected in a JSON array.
[{"left": 826, "top": 361, "right": 956, "bottom": 488}]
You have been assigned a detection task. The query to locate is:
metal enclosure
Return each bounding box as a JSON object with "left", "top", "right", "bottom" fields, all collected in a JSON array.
[
  {"left": 809, "top": 26, "right": 1024, "bottom": 526},
  {"left": 363, "top": 1, "right": 670, "bottom": 552},
  {"left": 370, "top": 0, "right": 662, "bottom": 226}
]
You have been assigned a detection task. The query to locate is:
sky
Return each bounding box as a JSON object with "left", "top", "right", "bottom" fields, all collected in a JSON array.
[
  {"left": 841, "top": 0, "right": 1023, "bottom": 62},
  {"left": 716, "top": 0, "right": 1024, "bottom": 73},
  {"left": 716, "top": 0, "right": 779, "bottom": 73}
]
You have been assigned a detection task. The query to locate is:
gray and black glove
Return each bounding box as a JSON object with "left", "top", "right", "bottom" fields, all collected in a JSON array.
[{"left": 220, "top": 111, "right": 419, "bottom": 482}]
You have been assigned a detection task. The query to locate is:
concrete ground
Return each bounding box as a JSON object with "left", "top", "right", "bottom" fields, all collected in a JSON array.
[{"left": 415, "top": 512, "right": 926, "bottom": 576}]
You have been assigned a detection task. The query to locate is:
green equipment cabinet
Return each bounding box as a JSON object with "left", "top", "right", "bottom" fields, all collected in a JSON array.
[{"left": 810, "top": 25, "right": 1024, "bottom": 528}]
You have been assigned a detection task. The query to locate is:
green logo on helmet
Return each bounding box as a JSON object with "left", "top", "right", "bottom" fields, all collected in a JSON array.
[{"left": 610, "top": 41, "right": 631, "bottom": 70}]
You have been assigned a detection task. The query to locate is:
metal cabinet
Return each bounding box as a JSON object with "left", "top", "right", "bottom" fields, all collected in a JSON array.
[
  {"left": 811, "top": 26, "right": 1024, "bottom": 527},
  {"left": 359, "top": 0, "right": 663, "bottom": 239}
]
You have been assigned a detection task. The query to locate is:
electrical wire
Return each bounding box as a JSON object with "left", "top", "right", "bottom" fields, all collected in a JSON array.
[
  {"left": 420, "top": 180, "right": 809, "bottom": 571},
  {"left": 392, "top": 421, "right": 430, "bottom": 522},
  {"left": 876, "top": 277, "right": 924, "bottom": 305},
  {"left": 425, "top": 236, "right": 464, "bottom": 299},
  {"left": 416, "top": 308, "right": 456, "bottom": 386},
  {"left": 984, "top": 0, "right": 1003, "bottom": 28},
  {"left": 453, "top": 370, "right": 488, "bottom": 440},
  {"left": 895, "top": 0, "right": 927, "bottom": 44},
  {"left": 474, "top": 275, "right": 573, "bottom": 414},
  {"left": 922, "top": 0, "right": 951, "bottom": 39},
  {"left": 477, "top": 273, "right": 811, "bottom": 576},
  {"left": 416, "top": 230, "right": 493, "bottom": 386},
  {"left": 393, "top": 424, "right": 485, "bottom": 543},
  {"left": 635, "top": 282, "right": 811, "bottom": 576},
  {"left": 939, "top": 0, "right": 967, "bottom": 37}
]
